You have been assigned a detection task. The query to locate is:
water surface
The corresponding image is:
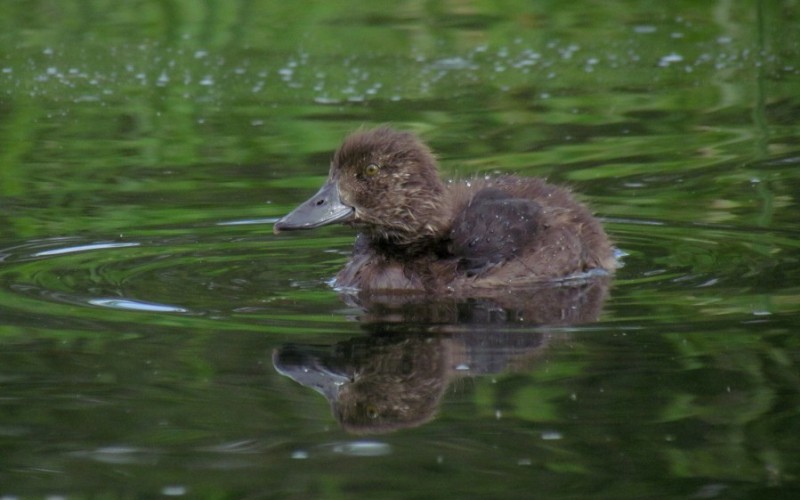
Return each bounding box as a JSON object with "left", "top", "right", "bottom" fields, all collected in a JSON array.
[{"left": 1, "top": 1, "right": 799, "bottom": 498}]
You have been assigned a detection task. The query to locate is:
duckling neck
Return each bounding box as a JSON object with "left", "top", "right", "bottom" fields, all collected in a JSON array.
[
  {"left": 364, "top": 188, "right": 455, "bottom": 257},
  {"left": 364, "top": 230, "right": 450, "bottom": 260}
]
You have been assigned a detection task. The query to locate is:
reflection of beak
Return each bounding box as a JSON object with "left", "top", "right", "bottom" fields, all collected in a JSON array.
[
  {"left": 272, "top": 346, "right": 350, "bottom": 401},
  {"left": 273, "top": 181, "right": 354, "bottom": 234}
]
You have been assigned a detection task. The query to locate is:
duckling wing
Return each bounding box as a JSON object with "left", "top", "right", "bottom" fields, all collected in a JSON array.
[{"left": 449, "top": 188, "right": 542, "bottom": 276}]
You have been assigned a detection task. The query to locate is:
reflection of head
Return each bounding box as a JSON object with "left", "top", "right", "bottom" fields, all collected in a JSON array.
[
  {"left": 274, "top": 335, "right": 451, "bottom": 434},
  {"left": 332, "top": 336, "right": 447, "bottom": 434}
]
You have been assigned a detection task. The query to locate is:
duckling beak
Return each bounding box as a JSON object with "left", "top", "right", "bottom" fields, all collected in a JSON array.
[{"left": 273, "top": 180, "right": 354, "bottom": 234}]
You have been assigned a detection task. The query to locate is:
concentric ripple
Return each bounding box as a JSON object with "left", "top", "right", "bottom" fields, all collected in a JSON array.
[
  {"left": 0, "top": 233, "right": 352, "bottom": 333},
  {"left": 606, "top": 217, "right": 800, "bottom": 323},
  {"left": 1, "top": 217, "right": 797, "bottom": 335}
]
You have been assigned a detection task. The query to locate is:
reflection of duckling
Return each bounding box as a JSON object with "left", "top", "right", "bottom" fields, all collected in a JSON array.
[
  {"left": 275, "top": 330, "right": 550, "bottom": 434},
  {"left": 274, "top": 127, "right": 616, "bottom": 292},
  {"left": 345, "top": 275, "right": 611, "bottom": 326},
  {"left": 274, "top": 276, "right": 610, "bottom": 434}
]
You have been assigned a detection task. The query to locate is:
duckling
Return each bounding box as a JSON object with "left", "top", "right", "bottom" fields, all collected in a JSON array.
[{"left": 274, "top": 127, "right": 615, "bottom": 292}]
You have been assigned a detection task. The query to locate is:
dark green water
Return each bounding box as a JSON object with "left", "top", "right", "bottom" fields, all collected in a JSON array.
[{"left": 2, "top": 1, "right": 800, "bottom": 498}]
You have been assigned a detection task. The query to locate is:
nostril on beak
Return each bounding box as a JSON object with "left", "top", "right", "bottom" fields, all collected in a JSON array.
[{"left": 315, "top": 198, "right": 325, "bottom": 206}]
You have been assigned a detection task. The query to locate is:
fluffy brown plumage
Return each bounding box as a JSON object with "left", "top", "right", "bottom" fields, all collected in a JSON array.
[{"left": 274, "top": 127, "right": 616, "bottom": 292}]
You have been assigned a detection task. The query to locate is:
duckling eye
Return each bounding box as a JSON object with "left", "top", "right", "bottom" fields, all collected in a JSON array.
[{"left": 364, "top": 163, "right": 380, "bottom": 177}]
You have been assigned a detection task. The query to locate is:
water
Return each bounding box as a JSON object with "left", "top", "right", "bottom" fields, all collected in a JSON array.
[{"left": 1, "top": 1, "right": 800, "bottom": 498}]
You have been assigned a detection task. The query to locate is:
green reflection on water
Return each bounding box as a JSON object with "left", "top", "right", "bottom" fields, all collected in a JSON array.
[{"left": 1, "top": 0, "right": 800, "bottom": 498}]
